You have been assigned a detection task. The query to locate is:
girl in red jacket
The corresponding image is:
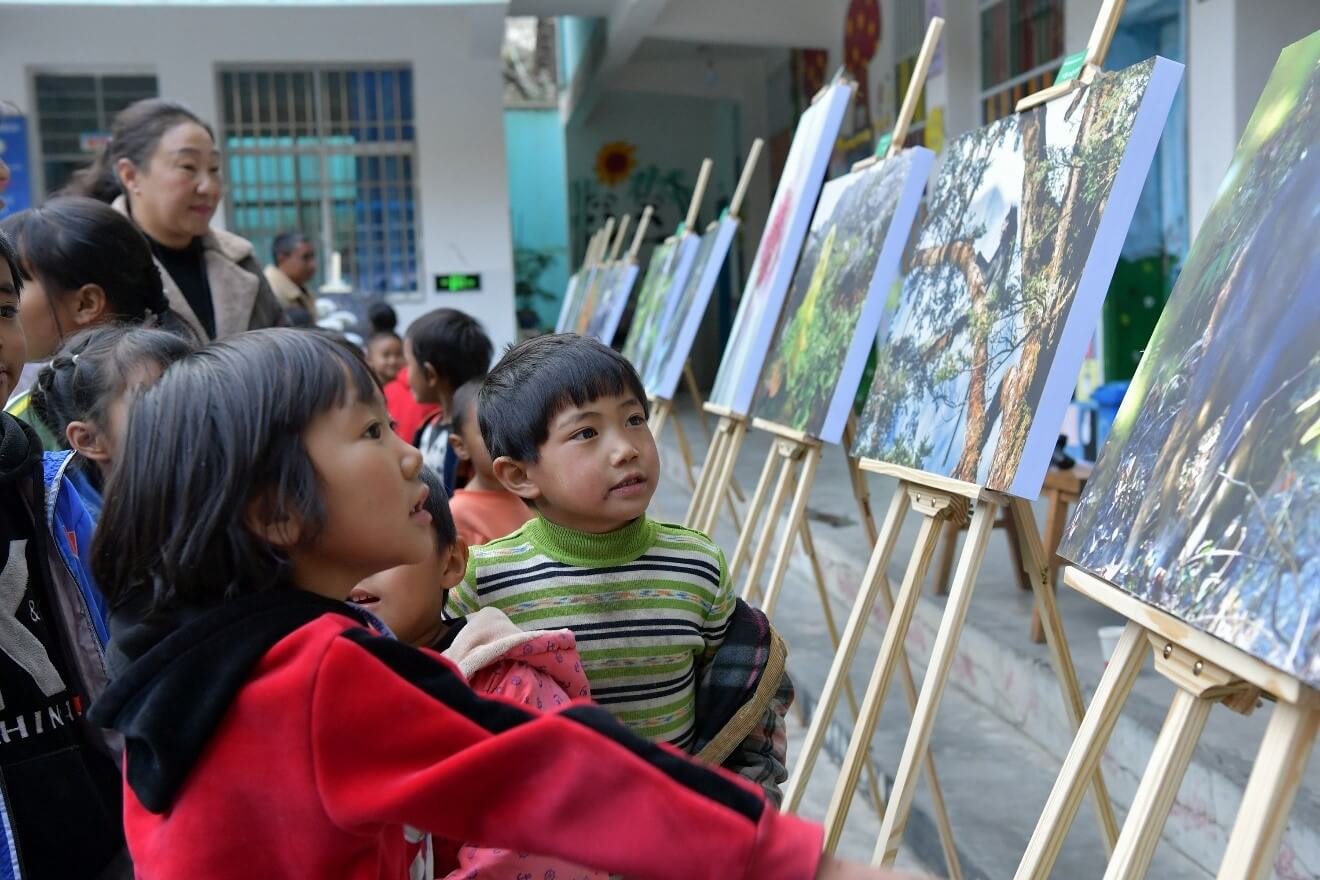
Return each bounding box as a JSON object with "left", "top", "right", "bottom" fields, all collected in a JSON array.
[{"left": 87, "top": 328, "right": 920, "bottom": 880}]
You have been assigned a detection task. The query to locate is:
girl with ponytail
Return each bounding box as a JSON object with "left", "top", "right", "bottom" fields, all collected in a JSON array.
[{"left": 1, "top": 196, "right": 198, "bottom": 447}]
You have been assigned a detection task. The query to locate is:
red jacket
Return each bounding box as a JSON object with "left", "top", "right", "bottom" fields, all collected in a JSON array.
[
  {"left": 89, "top": 592, "right": 822, "bottom": 879},
  {"left": 384, "top": 367, "right": 440, "bottom": 443}
]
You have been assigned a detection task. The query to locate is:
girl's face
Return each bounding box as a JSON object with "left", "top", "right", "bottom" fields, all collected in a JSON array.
[
  {"left": 288, "top": 390, "right": 435, "bottom": 601},
  {"left": 67, "top": 365, "right": 164, "bottom": 474},
  {"left": 349, "top": 536, "right": 467, "bottom": 646},
  {"left": 16, "top": 268, "right": 108, "bottom": 362},
  {"left": 0, "top": 261, "right": 25, "bottom": 401},
  {"left": 367, "top": 336, "right": 404, "bottom": 384},
  {"left": 118, "top": 122, "right": 222, "bottom": 248}
]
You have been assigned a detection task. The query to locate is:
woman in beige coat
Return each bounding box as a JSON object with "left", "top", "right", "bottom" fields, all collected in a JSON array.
[{"left": 67, "top": 99, "right": 282, "bottom": 341}]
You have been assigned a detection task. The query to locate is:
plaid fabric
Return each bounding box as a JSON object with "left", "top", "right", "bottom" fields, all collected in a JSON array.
[{"left": 691, "top": 599, "right": 793, "bottom": 806}]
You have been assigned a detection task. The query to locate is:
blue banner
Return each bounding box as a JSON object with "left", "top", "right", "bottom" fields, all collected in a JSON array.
[{"left": 0, "top": 116, "right": 33, "bottom": 221}]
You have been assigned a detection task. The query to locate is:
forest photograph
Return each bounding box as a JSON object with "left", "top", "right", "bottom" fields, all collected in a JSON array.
[
  {"left": 852, "top": 56, "right": 1181, "bottom": 498},
  {"left": 646, "top": 217, "right": 739, "bottom": 400},
  {"left": 709, "top": 81, "right": 852, "bottom": 414},
  {"left": 585, "top": 262, "right": 639, "bottom": 343},
  {"left": 752, "top": 147, "right": 931, "bottom": 444},
  {"left": 1062, "top": 33, "right": 1320, "bottom": 689},
  {"left": 620, "top": 238, "right": 681, "bottom": 385},
  {"left": 561, "top": 264, "right": 606, "bottom": 336}
]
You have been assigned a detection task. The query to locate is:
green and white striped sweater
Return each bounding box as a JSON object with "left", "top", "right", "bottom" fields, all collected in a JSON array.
[{"left": 448, "top": 514, "right": 733, "bottom": 750}]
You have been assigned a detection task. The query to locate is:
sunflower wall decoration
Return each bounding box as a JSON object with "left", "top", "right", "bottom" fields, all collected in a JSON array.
[{"left": 594, "top": 141, "right": 638, "bottom": 187}]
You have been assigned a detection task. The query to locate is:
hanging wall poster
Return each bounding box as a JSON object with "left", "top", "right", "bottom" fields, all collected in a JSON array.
[
  {"left": 555, "top": 272, "right": 582, "bottom": 333},
  {"left": 647, "top": 216, "right": 740, "bottom": 401},
  {"left": 1062, "top": 33, "right": 1320, "bottom": 688},
  {"left": 851, "top": 56, "right": 1182, "bottom": 498},
  {"left": 585, "top": 262, "right": 642, "bottom": 344},
  {"left": 751, "top": 146, "right": 932, "bottom": 444},
  {"left": 708, "top": 80, "right": 853, "bottom": 415}
]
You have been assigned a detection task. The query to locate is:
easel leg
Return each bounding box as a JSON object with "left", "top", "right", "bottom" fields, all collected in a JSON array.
[
  {"left": 1103, "top": 688, "right": 1214, "bottom": 880},
  {"left": 823, "top": 502, "right": 950, "bottom": 854},
  {"left": 1010, "top": 500, "right": 1120, "bottom": 854},
  {"left": 707, "top": 417, "right": 748, "bottom": 535},
  {"left": 1217, "top": 702, "right": 1320, "bottom": 880},
  {"left": 784, "top": 488, "right": 910, "bottom": 814},
  {"left": 728, "top": 444, "right": 777, "bottom": 581},
  {"left": 670, "top": 409, "right": 697, "bottom": 490},
  {"left": 682, "top": 359, "right": 711, "bottom": 438},
  {"left": 649, "top": 400, "right": 669, "bottom": 436},
  {"left": 1015, "top": 621, "right": 1145, "bottom": 880},
  {"left": 798, "top": 520, "right": 888, "bottom": 824},
  {"left": 739, "top": 449, "right": 795, "bottom": 603},
  {"left": 758, "top": 446, "right": 820, "bottom": 619},
  {"left": 872, "top": 501, "right": 997, "bottom": 866},
  {"left": 685, "top": 422, "right": 722, "bottom": 528}
]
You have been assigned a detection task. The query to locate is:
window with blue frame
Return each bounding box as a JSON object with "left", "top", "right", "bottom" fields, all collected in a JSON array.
[{"left": 219, "top": 67, "right": 419, "bottom": 297}]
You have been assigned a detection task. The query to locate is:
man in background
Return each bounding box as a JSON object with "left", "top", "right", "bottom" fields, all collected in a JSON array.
[{"left": 264, "top": 231, "right": 318, "bottom": 317}]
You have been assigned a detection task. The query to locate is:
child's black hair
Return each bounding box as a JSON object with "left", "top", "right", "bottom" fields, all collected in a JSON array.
[
  {"left": 417, "top": 465, "right": 458, "bottom": 552},
  {"left": 31, "top": 325, "right": 195, "bottom": 452},
  {"left": 479, "top": 333, "right": 649, "bottom": 463},
  {"left": 404, "top": 308, "right": 492, "bottom": 390},
  {"left": 0, "top": 228, "right": 21, "bottom": 296},
  {"left": 449, "top": 377, "right": 483, "bottom": 437},
  {"left": 91, "top": 328, "right": 381, "bottom": 612},
  {"left": 367, "top": 330, "right": 400, "bottom": 348},
  {"left": 0, "top": 196, "right": 197, "bottom": 341},
  {"left": 367, "top": 301, "right": 398, "bottom": 335}
]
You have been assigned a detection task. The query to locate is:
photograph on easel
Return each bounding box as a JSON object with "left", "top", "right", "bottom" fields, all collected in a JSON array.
[
  {"left": 751, "top": 146, "right": 931, "bottom": 444},
  {"left": 1062, "top": 31, "right": 1320, "bottom": 689},
  {"left": 584, "top": 262, "right": 640, "bottom": 343},
  {"left": 645, "top": 217, "right": 739, "bottom": 400},
  {"left": 621, "top": 236, "right": 695, "bottom": 385},
  {"left": 851, "top": 55, "right": 1182, "bottom": 498},
  {"left": 708, "top": 80, "right": 852, "bottom": 415}
]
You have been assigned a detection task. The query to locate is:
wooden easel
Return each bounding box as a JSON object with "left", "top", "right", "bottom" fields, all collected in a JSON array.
[
  {"left": 797, "top": 3, "right": 1132, "bottom": 865},
  {"left": 1016, "top": 568, "right": 1319, "bottom": 880}
]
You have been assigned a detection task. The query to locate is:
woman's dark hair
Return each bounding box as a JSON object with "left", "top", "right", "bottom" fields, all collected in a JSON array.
[
  {"left": 449, "top": 377, "right": 483, "bottom": 437},
  {"left": 404, "top": 308, "right": 492, "bottom": 390},
  {"left": 31, "top": 326, "right": 195, "bottom": 451},
  {"left": 367, "top": 301, "right": 398, "bottom": 335},
  {"left": 63, "top": 98, "right": 214, "bottom": 203},
  {"left": 0, "top": 196, "right": 194, "bottom": 339},
  {"left": 479, "top": 333, "right": 648, "bottom": 463},
  {"left": 91, "top": 329, "right": 380, "bottom": 611},
  {"left": 0, "top": 228, "right": 21, "bottom": 296},
  {"left": 417, "top": 465, "right": 458, "bottom": 552}
]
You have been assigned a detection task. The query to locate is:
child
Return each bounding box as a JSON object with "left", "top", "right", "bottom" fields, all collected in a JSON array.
[
  {"left": 447, "top": 378, "right": 534, "bottom": 546},
  {"left": 350, "top": 465, "right": 604, "bottom": 880},
  {"left": 0, "top": 229, "right": 127, "bottom": 877},
  {"left": 85, "top": 328, "right": 906, "bottom": 880},
  {"left": 403, "top": 308, "right": 492, "bottom": 482},
  {"left": 365, "top": 330, "right": 404, "bottom": 385},
  {"left": 31, "top": 325, "right": 195, "bottom": 516},
  {"left": 446, "top": 334, "right": 792, "bottom": 800},
  {"left": 1, "top": 196, "right": 197, "bottom": 447}
]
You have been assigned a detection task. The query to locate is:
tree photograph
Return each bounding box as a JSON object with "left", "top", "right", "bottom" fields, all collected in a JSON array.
[
  {"left": 851, "top": 57, "right": 1179, "bottom": 497},
  {"left": 1062, "top": 33, "right": 1320, "bottom": 688},
  {"left": 585, "top": 262, "right": 639, "bottom": 343},
  {"left": 620, "top": 238, "right": 680, "bottom": 383},
  {"left": 752, "top": 147, "right": 930, "bottom": 443}
]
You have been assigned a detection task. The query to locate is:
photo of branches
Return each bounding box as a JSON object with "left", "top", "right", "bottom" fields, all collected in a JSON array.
[
  {"left": 753, "top": 147, "right": 930, "bottom": 443},
  {"left": 710, "top": 81, "right": 852, "bottom": 414},
  {"left": 647, "top": 217, "right": 739, "bottom": 400},
  {"left": 621, "top": 238, "right": 680, "bottom": 383},
  {"left": 1063, "top": 33, "right": 1320, "bottom": 689},
  {"left": 585, "top": 263, "right": 639, "bottom": 343},
  {"left": 852, "top": 56, "right": 1180, "bottom": 497}
]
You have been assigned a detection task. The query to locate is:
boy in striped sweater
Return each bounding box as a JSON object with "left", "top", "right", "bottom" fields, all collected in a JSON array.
[{"left": 448, "top": 334, "right": 789, "bottom": 799}]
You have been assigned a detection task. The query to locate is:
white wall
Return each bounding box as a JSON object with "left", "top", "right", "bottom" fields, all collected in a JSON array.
[{"left": 0, "top": 2, "right": 519, "bottom": 349}]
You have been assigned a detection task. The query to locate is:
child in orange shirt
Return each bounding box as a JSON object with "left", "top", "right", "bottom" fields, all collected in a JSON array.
[{"left": 447, "top": 378, "right": 534, "bottom": 545}]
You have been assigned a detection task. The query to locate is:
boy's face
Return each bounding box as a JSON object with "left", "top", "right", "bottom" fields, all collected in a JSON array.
[
  {"left": 403, "top": 337, "right": 452, "bottom": 410},
  {"left": 449, "top": 398, "right": 496, "bottom": 481},
  {"left": 366, "top": 336, "right": 404, "bottom": 384},
  {"left": 0, "top": 261, "right": 26, "bottom": 402},
  {"left": 495, "top": 391, "right": 658, "bottom": 534},
  {"left": 350, "top": 535, "right": 467, "bottom": 646},
  {"left": 285, "top": 390, "right": 435, "bottom": 600}
]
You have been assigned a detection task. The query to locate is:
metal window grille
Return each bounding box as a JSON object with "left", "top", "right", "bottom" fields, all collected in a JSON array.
[
  {"left": 33, "top": 73, "right": 159, "bottom": 195},
  {"left": 979, "top": 0, "right": 1065, "bottom": 122},
  {"left": 893, "top": 0, "right": 929, "bottom": 146},
  {"left": 218, "top": 66, "right": 419, "bottom": 298}
]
